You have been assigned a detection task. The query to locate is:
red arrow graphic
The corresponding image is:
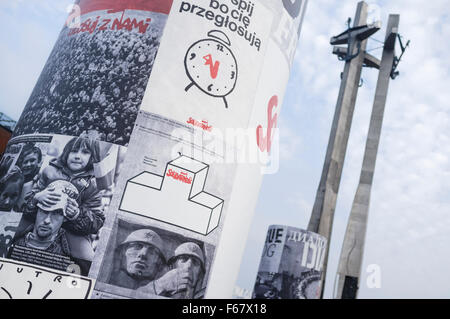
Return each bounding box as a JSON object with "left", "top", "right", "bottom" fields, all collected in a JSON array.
[{"left": 203, "top": 54, "right": 220, "bottom": 79}]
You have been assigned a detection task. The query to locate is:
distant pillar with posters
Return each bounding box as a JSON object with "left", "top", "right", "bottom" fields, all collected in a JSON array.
[
  {"left": 252, "top": 226, "right": 327, "bottom": 299},
  {"left": 0, "top": 0, "right": 308, "bottom": 299}
]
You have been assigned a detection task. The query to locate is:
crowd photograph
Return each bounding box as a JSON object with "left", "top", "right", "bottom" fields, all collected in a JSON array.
[{"left": 14, "top": 12, "right": 166, "bottom": 146}]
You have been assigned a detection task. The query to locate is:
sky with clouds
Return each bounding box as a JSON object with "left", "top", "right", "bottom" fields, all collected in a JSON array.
[{"left": 1, "top": 0, "right": 449, "bottom": 298}]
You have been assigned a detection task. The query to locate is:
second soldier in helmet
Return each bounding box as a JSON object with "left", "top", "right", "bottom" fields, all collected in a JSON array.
[
  {"left": 111, "top": 228, "right": 205, "bottom": 298},
  {"left": 148, "top": 241, "right": 205, "bottom": 298}
]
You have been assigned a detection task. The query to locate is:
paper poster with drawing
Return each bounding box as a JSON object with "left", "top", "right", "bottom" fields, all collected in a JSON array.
[{"left": 88, "top": 111, "right": 237, "bottom": 299}]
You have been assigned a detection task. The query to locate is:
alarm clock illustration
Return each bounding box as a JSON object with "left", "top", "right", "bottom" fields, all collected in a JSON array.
[
  {"left": 184, "top": 30, "right": 238, "bottom": 109},
  {"left": 0, "top": 259, "right": 93, "bottom": 299}
]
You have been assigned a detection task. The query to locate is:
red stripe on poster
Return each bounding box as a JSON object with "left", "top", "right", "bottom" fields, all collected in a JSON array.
[{"left": 77, "top": 0, "right": 173, "bottom": 15}]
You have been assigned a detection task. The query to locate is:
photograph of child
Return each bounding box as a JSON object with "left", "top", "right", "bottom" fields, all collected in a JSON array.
[{"left": 1, "top": 134, "right": 126, "bottom": 275}]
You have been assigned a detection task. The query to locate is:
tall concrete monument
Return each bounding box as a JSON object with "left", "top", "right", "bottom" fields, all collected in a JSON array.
[
  {"left": 335, "top": 14, "right": 402, "bottom": 299},
  {"left": 307, "top": 1, "right": 380, "bottom": 295}
]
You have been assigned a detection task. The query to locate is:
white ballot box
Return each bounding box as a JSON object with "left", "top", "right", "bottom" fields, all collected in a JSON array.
[{"left": 120, "top": 156, "right": 224, "bottom": 235}]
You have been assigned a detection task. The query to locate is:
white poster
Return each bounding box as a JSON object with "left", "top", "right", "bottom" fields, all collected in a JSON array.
[
  {"left": 141, "top": 0, "right": 273, "bottom": 131},
  {"left": 0, "top": 258, "right": 94, "bottom": 299}
]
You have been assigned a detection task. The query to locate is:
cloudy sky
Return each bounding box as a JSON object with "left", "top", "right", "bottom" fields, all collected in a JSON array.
[
  {"left": 1, "top": 0, "right": 449, "bottom": 298},
  {"left": 237, "top": 0, "right": 450, "bottom": 299}
]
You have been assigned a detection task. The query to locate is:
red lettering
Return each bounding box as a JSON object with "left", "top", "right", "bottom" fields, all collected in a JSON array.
[
  {"left": 132, "top": 18, "right": 151, "bottom": 33},
  {"left": 187, "top": 117, "right": 212, "bottom": 132},
  {"left": 68, "top": 12, "right": 150, "bottom": 37},
  {"left": 111, "top": 12, "right": 125, "bottom": 31},
  {"left": 256, "top": 95, "right": 278, "bottom": 153},
  {"left": 203, "top": 54, "right": 220, "bottom": 79},
  {"left": 98, "top": 18, "right": 110, "bottom": 31},
  {"left": 166, "top": 169, "right": 192, "bottom": 184}
]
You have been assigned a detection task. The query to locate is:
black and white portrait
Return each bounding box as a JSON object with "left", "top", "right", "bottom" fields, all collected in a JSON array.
[
  {"left": 97, "top": 218, "right": 214, "bottom": 299},
  {"left": 2, "top": 134, "right": 126, "bottom": 275}
]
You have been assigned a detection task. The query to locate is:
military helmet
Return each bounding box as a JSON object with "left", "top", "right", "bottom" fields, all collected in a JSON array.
[
  {"left": 120, "top": 229, "right": 166, "bottom": 262},
  {"left": 36, "top": 180, "right": 79, "bottom": 214},
  {"left": 169, "top": 242, "right": 205, "bottom": 272}
]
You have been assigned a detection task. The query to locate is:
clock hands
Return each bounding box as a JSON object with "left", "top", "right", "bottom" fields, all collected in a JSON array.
[
  {"left": 27, "top": 280, "right": 32, "bottom": 295},
  {"left": 0, "top": 283, "right": 51, "bottom": 299},
  {"left": 1, "top": 287, "right": 12, "bottom": 299},
  {"left": 203, "top": 54, "right": 220, "bottom": 79},
  {"left": 42, "top": 289, "right": 53, "bottom": 299},
  {"left": 185, "top": 53, "right": 221, "bottom": 92}
]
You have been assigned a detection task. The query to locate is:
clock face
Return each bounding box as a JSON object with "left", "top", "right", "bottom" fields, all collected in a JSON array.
[
  {"left": 0, "top": 258, "right": 93, "bottom": 299},
  {"left": 184, "top": 38, "right": 238, "bottom": 98}
]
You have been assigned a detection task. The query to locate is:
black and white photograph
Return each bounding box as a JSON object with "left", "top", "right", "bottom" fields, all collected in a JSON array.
[
  {"left": 253, "top": 270, "right": 322, "bottom": 299},
  {"left": 0, "top": 212, "right": 23, "bottom": 258},
  {"left": 0, "top": 136, "right": 54, "bottom": 213},
  {"left": 1, "top": 134, "right": 126, "bottom": 275},
  {"left": 87, "top": 111, "right": 238, "bottom": 299},
  {"left": 252, "top": 272, "right": 283, "bottom": 299},
  {"left": 0, "top": 143, "right": 22, "bottom": 178},
  {"left": 13, "top": 9, "right": 169, "bottom": 146},
  {"left": 94, "top": 218, "right": 214, "bottom": 299},
  {"left": 253, "top": 226, "right": 326, "bottom": 300}
]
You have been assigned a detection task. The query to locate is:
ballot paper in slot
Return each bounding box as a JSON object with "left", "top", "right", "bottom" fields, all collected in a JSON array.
[{"left": 119, "top": 156, "right": 224, "bottom": 235}]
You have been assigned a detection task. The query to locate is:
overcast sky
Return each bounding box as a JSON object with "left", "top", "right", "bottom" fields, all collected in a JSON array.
[
  {"left": 1, "top": 0, "right": 449, "bottom": 298},
  {"left": 238, "top": 0, "right": 450, "bottom": 299}
]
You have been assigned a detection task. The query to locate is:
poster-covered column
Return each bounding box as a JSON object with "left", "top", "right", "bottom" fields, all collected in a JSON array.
[
  {"left": 88, "top": 0, "right": 308, "bottom": 299},
  {"left": 252, "top": 226, "right": 327, "bottom": 299},
  {"left": 0, "top": 0, "right": 308, "bottom": 299},
  {"left": 0, "top": 0, "right": 173, "bottom": 298},
  {"left": 209, "top": 0, "right": 308, "bottom": 298}
]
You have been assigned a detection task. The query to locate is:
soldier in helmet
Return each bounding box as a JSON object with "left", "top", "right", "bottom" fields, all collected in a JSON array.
[
  {"left": 10, "top": 182, "right": 74, "bottom": 257},
  {"left": 111, "top": 228, "right": 166, "bottom": 290},
  {"left": 147, "top": 241, "right": 205, "bottom": 298}
]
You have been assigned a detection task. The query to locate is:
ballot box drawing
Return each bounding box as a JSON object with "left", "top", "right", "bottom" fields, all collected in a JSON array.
[{"left": 119, "top": 156, "right": 224, "bottom": 235}]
